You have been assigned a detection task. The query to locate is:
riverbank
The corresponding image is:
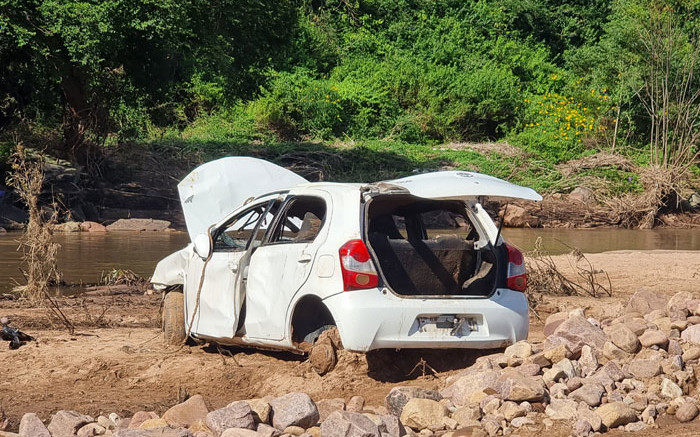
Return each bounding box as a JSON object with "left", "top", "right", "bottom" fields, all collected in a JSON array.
[
  {"left": 1, "top": 250, "right": 699, "bottom": 437},
  {"left": 1, "top": 143, "right": 698, "bottom": 233}
]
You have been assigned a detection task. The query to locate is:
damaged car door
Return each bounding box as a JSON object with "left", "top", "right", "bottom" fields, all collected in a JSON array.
[
  {"left": 185, "top": 198, "right": 277, "bottom": 339},
  {"left": 244, "top": 195, "right": 328, "bottom": 342}
]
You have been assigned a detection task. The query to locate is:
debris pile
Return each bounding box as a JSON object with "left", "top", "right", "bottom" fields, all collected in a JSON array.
[{"left": 7, "top": 289, "right": 700, "bottom": 436}]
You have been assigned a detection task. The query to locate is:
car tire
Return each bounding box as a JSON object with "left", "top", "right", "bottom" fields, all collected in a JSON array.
[{"left": 162, "top": 290, "right": 186, "bottom": 345}]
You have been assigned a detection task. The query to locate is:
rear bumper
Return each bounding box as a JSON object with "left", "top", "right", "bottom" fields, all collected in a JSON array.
[{"left": 323, "top": 288, "right": 529, "bottom": 352}]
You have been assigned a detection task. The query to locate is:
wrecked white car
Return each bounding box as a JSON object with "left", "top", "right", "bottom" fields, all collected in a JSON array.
[{"left": 152, "top": 157, "right": 541, "bottom": 374}]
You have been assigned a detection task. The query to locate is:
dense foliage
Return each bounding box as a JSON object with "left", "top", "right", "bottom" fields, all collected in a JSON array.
[{"left": 1, "top": 0, "right": 699, "bottom": 172}]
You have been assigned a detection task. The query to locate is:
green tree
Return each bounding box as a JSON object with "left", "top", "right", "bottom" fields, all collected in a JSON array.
[{"left": 0, "top": 0, "right": 297, "bottom": 159}]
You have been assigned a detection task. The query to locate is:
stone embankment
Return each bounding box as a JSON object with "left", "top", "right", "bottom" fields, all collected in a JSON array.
[{"left": 6, "top": 289, "right": 700, "bottom": 437}]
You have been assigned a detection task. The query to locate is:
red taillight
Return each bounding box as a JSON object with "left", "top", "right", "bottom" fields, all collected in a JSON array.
[
  {"left": 339, "top": 239, "right": 379, "bottom": 291},
  {"left": 505, "top": 243, "right": 527, "bottom": 292}
]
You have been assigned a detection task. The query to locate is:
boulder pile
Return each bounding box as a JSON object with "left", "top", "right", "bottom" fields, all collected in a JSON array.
[{"left": 6, "top": 289, "right": 700, "bottom": 437}]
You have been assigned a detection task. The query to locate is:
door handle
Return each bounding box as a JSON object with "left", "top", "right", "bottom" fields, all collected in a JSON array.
[{"left": 298, "top": 254, "right": 312, "bottom": 263}]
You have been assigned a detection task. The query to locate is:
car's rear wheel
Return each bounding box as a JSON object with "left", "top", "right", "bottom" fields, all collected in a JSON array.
[
  {"left": 162, "top": 290, "right": 186, "bottom": 345},
  {"left": 309, "top": 326, "right": 341, "bottom": 375}
]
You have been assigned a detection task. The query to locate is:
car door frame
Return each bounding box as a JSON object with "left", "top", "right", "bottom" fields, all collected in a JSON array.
[
  {"left": 242, "top": 193, "right": 330, "bottom": 343},
  {"left": 184, "top": 195, "right": 279, "bottom": 340}
]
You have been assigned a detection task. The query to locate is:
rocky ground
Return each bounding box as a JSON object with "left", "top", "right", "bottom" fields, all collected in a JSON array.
[{"left": 1, "top": 251, "right": 700, "bottom": 437}]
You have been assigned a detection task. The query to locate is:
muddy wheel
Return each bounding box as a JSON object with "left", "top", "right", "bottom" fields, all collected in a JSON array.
[
  {"left": 309, "top": 338, "right": 337, "bottom": 375},
  {"left": 162, "top": 290, "right": 186, "bottom": 345}
]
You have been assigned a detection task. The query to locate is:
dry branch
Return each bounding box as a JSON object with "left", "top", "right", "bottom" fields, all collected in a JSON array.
[{"left": 525, "top": 238, "right": 612, "bottom": 310}]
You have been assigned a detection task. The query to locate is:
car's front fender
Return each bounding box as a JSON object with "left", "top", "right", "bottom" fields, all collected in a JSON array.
[{"left": 151, "top": 246, "right": 190, "bottom": 290}]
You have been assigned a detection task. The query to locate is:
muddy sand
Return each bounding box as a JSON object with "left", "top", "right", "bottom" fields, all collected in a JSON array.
[{"left": 1, "top": 250, "right": 699, "bottom": 436}]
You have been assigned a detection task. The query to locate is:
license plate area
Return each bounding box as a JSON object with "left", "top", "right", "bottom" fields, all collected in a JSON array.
[{"left": 415, "top": 314, "right": 480, "bottom": 336}]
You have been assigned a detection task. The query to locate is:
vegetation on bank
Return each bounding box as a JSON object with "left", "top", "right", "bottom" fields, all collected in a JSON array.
[{"left": 1, "top": 0, "right": 699, "bottom": 224}]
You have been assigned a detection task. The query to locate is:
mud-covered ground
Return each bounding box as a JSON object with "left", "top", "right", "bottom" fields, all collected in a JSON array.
[{"left": 1, "top": 250, "right": 699, "bottom": 436}]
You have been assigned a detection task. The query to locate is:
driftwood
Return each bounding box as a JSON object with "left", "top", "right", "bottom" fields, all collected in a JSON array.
[{"left": 525, "top": 238, "right": 612, "bottom": 313}]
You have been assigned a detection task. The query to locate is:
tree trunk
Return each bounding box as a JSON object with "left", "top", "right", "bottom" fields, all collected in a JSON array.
[{"left": 59, "top": 69, "right": 91, "bottom": 162}]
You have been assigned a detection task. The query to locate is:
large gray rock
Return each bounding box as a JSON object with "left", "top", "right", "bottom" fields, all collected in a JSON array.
[
  {"left": 316, "top": 399, "right": 346, "bottom": 422},
  {"left": 546, "top": 315, "right": 607, "bottom": 355},
  {"left": 571, "top": 419, "right": 592, "bottom": 437},
  {"left": 107, "top": 218, "right": 171, "bottom": 231},
  {"left": 163, "top": 395, "right": 209, "bottom": 428},
  {"left": 498, "top": 401, "right": 526, "bottom": 421},
  {"left": 451, "top": 405, "right": 481, "bottom": 428},
  {"left": 577, "top": 405, "right": 602, "bottom": 432},
  {"left": 605, "top": 324, "right": 641, "bottom": 354},
  {"left": 603, "top": 361, "right": 625, "bottom": 382},
  {"left": 206, "top": 402, "right": 256, "bottom": 436},
  {"left": 569, "top": 187, "right": 596, "bottom": 205},
  {"left": 676, "top": 403, "right": 699, "bottom": 422},
  {"left": 603, "top": 341, "right": 633, "bottom": 362},
  {"left": 681, "top": 325, "right": 700, "bottom": 344},
  {"left": 346, "top": 396, "right": 365, "bottom": 413},
  {"left": 667, "top": 291, "right": 694, "bottom": 319},
  {"left": 626, "top": 289, "right": 668, "bottom": 315},
  {"left": 378, "top": 415, "right": 404, "bottom": 437},
  {"left": 552, "top": 358, "right": 580, "bottom": 379},
  {"left": 624, "top": 318, "right": 648, "bottom": 336},
  {"left": 660, "top": 379, "right": 683, "bottom": 399},
  {"left": 639, "top": 330, "right": 669, "bottom": 348},
  {"left": 579, "top": 345, "right": 599, "bottom": 377},
  {"left": 499, "top": 375, "right": 546, "bottom": 402},
  {"left": 128, "top": 412, "right": 158, "bottom": 429},
  {"left": 269, "top": 392, "right": 319, "bottom": 430},
  {"left": 48, "top": 411, "right": 95, "bottom": 437},
  {"left": 440, "top": 370, "right": 500, "bottom": 406},
  {"left": 683, "top": 346, "right": 700, "bottom": 361},
  {"left": 627, "top": 358, "right": 662, "bottom": 379},
  {"left": 19, "top": 413, "right": 50, "bottom": 437},
  {"left": 569, "top": 384, "right": 605, "bottom": 407},
  {"left": 399, "top": 398, "right": 448, "bottom": 430},
  {"left": 595, "top": 402, "right": 637, "bottom": 429},
  {"left": 544, "top": 312, "right": 569, "bottom": 337},
  {"left": 385, "top": 387, "right": 442, "bottom": 418},
  {"left": 502, "top": 205, "right": 540, "bottom": 227},
  {"left": 77, "top": 424, "right": 106, "bottom": 437},
  {"left": 242, "top": 400, "right": 271, "bottom": 425},
  {"left": 545, "top": 399, "right": 578, "bottom": 421},
  {"left": 504, "top": 342, "right": 532, "bottom": 359},
  {"left": 320, "top": 411, "right": 380, "bottom": 437}
]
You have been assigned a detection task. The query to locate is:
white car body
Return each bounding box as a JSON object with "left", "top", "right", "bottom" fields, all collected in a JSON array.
[{"left": 152, "top": 157, "right": 541, "bottom": 353}]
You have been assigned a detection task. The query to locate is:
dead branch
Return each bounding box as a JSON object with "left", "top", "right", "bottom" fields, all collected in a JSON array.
[{"left": 525, "top": 237, "right": 613, "bottom": 308}]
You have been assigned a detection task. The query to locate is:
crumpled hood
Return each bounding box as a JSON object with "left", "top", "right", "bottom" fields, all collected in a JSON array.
[{"left": 178, "top": 157, "right": 308, "bottom": 241}]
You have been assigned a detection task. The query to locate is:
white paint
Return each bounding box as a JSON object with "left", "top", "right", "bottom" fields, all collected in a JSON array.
[
  {"left": 153, "top": 164, "right": 541, "bottom": 352},
  {"left": 178, "top": 157, "right": 308, "bottom": 241},
  {"left": 387, "top": 170, "right": 542, "bottom": 202}
]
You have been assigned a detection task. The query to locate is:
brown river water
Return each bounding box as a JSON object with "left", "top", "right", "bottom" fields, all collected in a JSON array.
[{"left": 0, "top": 228, "right": 699, "bottom": 293}]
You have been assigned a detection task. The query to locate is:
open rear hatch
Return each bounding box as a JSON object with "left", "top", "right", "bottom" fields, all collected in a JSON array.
[{"left": 364, "top": 171, "right": 541, "bottom": 297}]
